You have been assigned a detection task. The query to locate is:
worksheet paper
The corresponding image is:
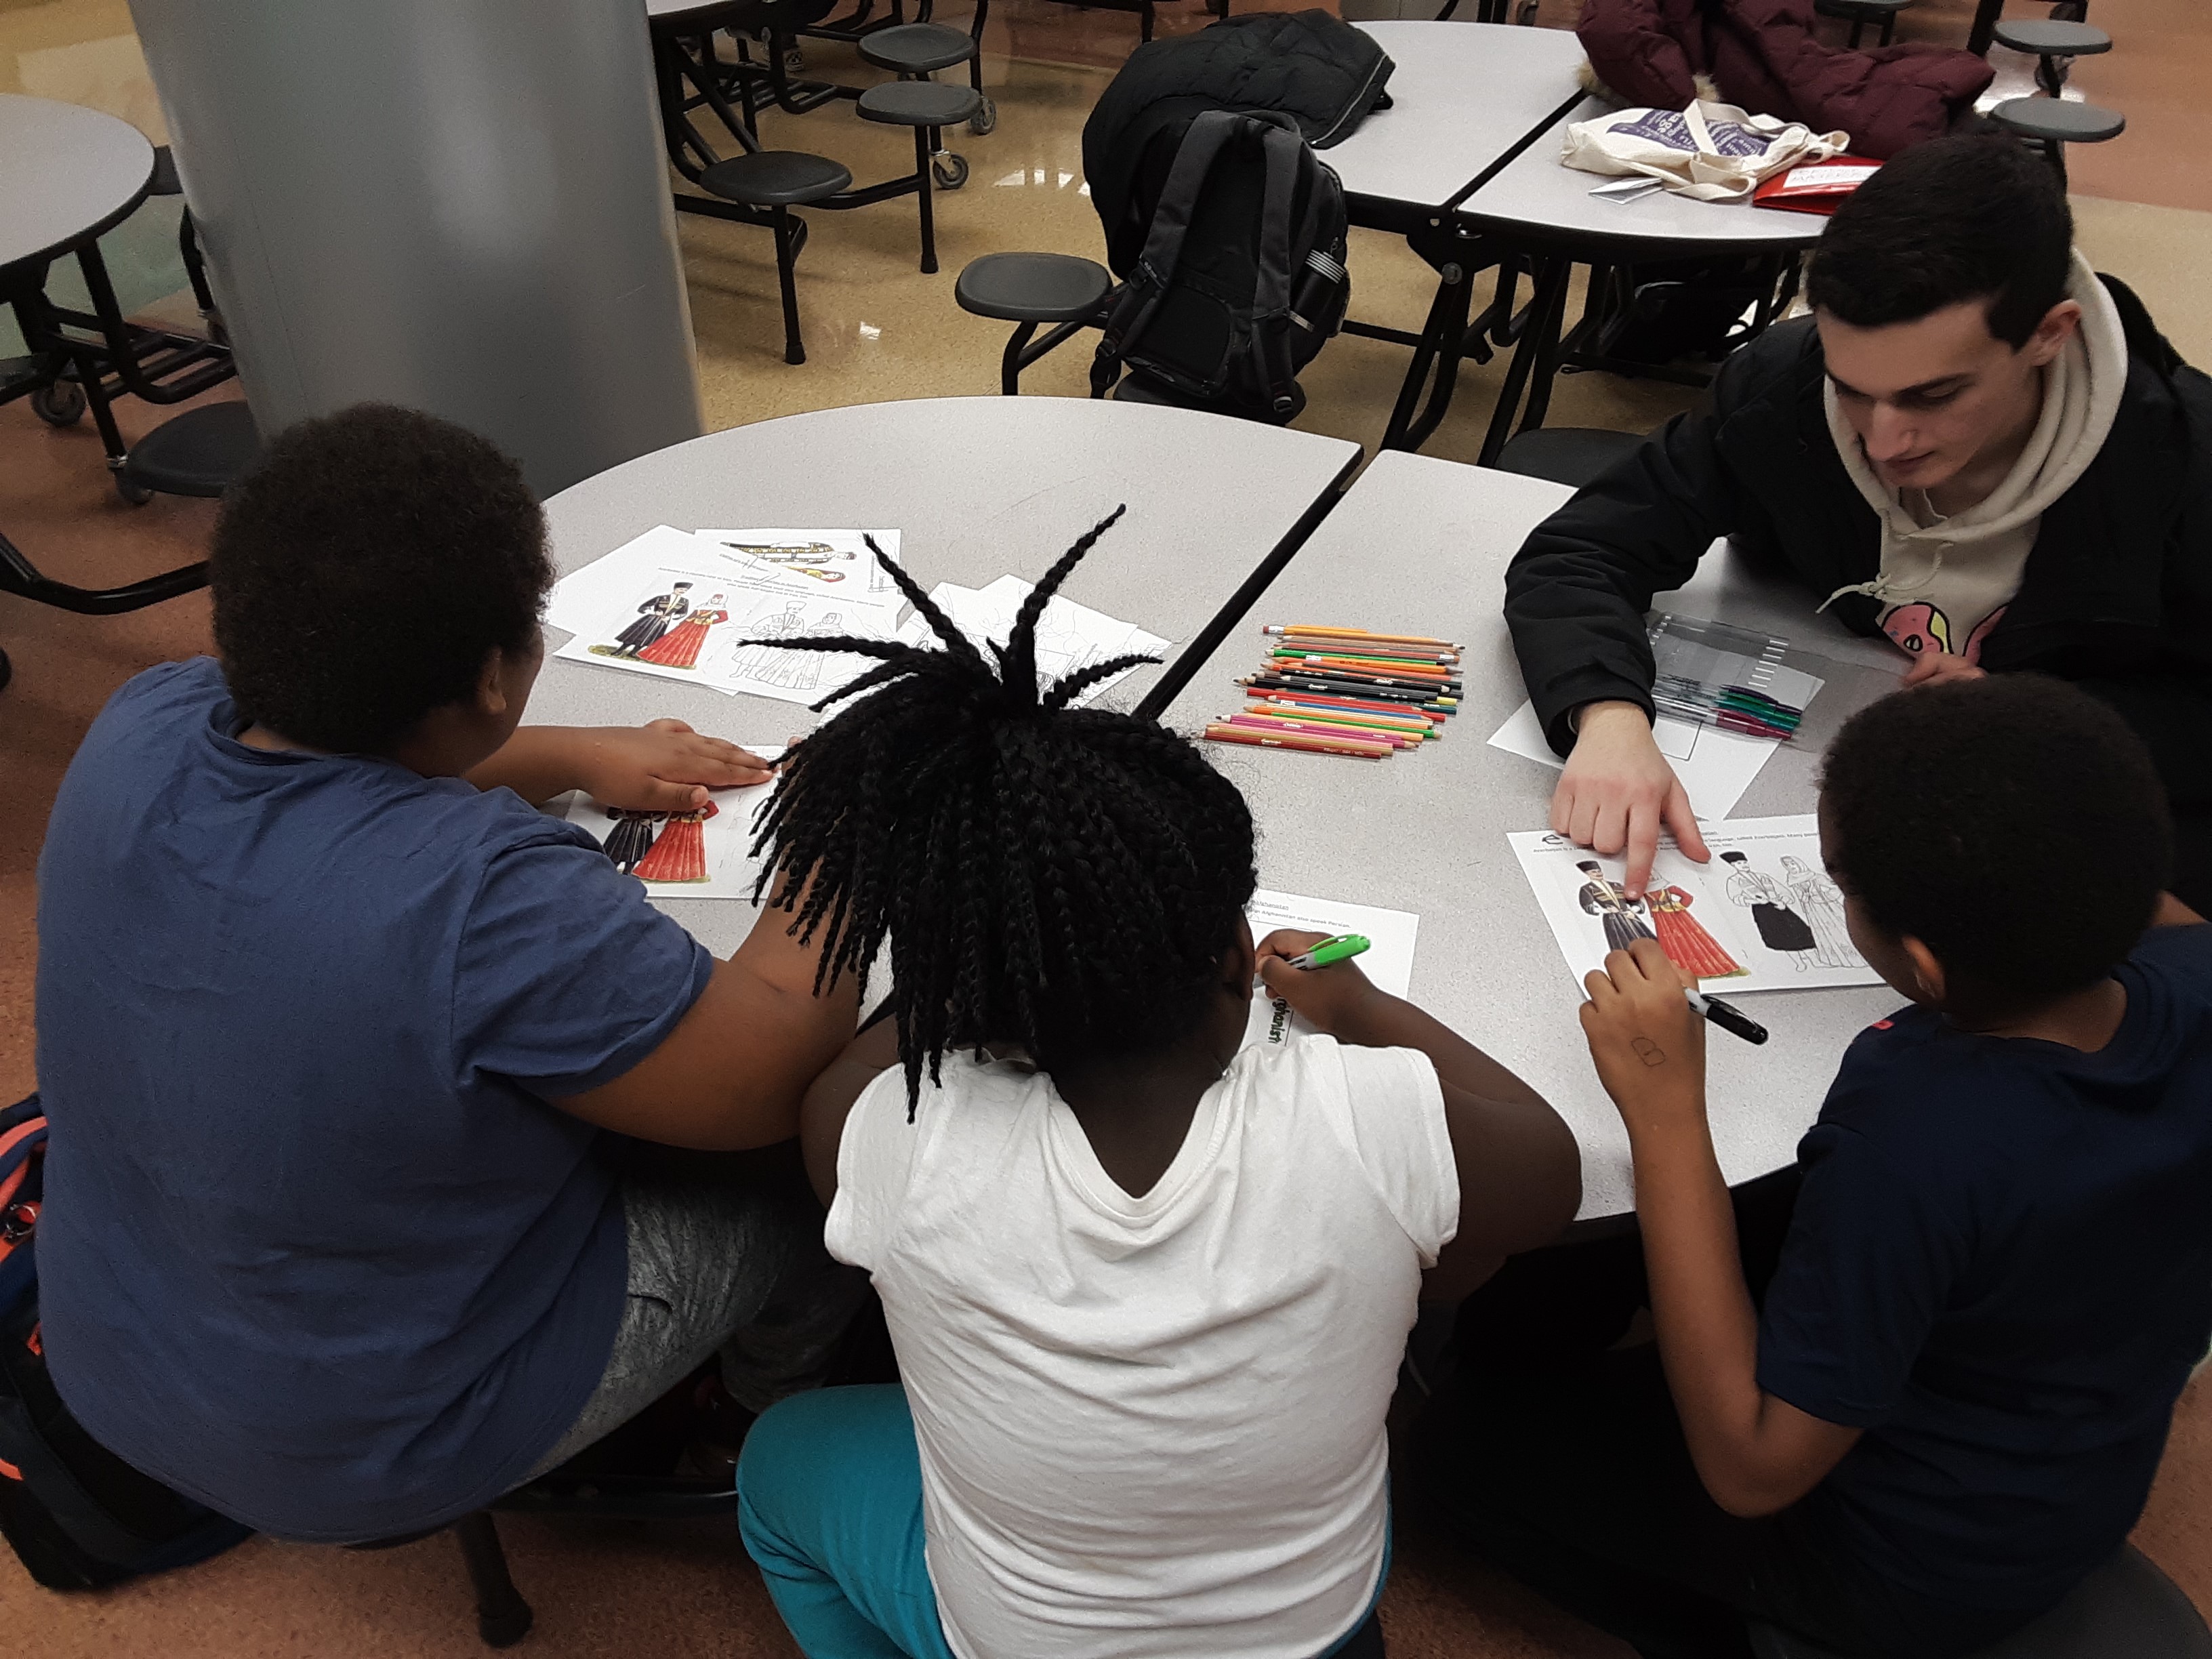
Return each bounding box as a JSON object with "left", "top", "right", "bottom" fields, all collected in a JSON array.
[
  {"left": 692, "top": 529, "right": 906, "bottom": 617},
  {"left": 1486, "top": 657, "right": 1824, "bottom": 822},
  {"left": 565, "top": 747, "right": 784, "bottom": 901},
  {"left": 1242, "top": 888, "right": 1420, "bottom": 1050},
  {"left": 899, "top": 575, "right": 1169, "bottom": 705},
  {"left": 1509, "top": 815, "right": 1879, "bottom": 995}
]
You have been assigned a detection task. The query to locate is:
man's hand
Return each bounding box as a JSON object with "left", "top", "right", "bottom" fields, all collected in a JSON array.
[
  {"left": 1254, "top": 929, "right": 1383, "bottom": 1035},
  {"left": 1899, "top": 651, "right": 1986, "bottom": 689},
  {"left": 1553, "top": 701, "right": 1709, "bottom": 898},
  {"left": 1579, "top": 937, "right": 1706, "bottom": 1136},
  {"left": 572, "top": 720, "right": 776, "bottom": 811}
]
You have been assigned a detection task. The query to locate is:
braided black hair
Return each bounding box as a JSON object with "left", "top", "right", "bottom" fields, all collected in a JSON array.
[{"left": 750, "top": 508, "right": 1258, "bottom": 1110}]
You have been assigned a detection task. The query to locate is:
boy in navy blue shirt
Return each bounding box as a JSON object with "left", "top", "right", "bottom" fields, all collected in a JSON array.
[
  {"left": 1422, "top": 675, "right": 2212, "bottom": 1658},
  {"left": 35, "top": 406, "right": 861, "bottom": 1544}
]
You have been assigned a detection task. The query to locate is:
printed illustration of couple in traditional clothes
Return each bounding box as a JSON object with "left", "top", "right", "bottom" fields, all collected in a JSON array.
[
  {"left": 590, "top": 583, "right": 733, "bottom": 671},
  {"left": 1576, "top": 861, "right": 1747, "bottom": 981},
  {"left": 598, "top": 801, "right": 719, "bottom": 884},
  {"left": 1720, "top": 851, "right": 1858, "bottom": 970}
]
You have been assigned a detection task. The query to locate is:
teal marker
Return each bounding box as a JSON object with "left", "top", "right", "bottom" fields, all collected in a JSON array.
[{"left": 1287, "top": 933, "right": 1371, "bottom": 971}]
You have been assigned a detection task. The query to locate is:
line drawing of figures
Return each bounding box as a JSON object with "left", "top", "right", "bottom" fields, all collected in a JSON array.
[
  {"left": 599, "top": 808, "right": 664, "bottom": 874},
  {"left": 731, "top": 602, "right": 831, "bottom": 692},
  {"left": 1643, "top": 884, "right": 1747, "bottom": 979},
  {"left": 1576, "top": 860, "right": 1656, "bottom": 954},
  {"left": 1781, "top": 855, "right": 1860, "bottom": 969},
  {"left": 632, "top": 801, "right": 719, "bottom": 884},
  {"left": 592, "top": 581, "right": 693, "bottom": 659},
  {"left": 635, "top": 590, "right": 731, "bottom": 670},
  {"left": 1719, "top": 850, "right": 1818, "bottom": 970}
]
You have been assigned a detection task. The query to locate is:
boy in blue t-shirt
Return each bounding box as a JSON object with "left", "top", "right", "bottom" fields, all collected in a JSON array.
[
  {"left": 34, "top": 405, "right": 861, "bottom": 1544},
  {"left": 1422, "top": 675, "right": 2212, "bottom": 1658}
]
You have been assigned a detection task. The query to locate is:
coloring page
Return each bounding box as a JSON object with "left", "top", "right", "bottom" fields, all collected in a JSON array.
[
  {"left": 897, "top": 576, "right": 1169, "bottom": 705},
  {"left": 556, "top": 579, "right": 890, "bottom": 703},
  {"left": 546, "top": 525, "right": 726, "bottom": 637},
  {"left": 566, "top": 748, "right": 784, "bottom": 900},
  {"left": 693, "top": 529, "right": 906, "bottom": 617},
  {"left": 1509, "top": 815, "right": 1877, "bottom": 994},
  {"left": 1241, "top": 888, "right": 1420, "bottom": 1050}
]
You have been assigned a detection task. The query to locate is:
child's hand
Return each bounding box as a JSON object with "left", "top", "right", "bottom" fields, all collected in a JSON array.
[
  {"left": 1255, "top": 928, "right": 1382, "bottom": 1033},
  {"left": 575, "top": 720, "right": 777, "bottom": 812},
  {"left": 1580, "top": 938, "right": 1707, "bottom": 1136}
]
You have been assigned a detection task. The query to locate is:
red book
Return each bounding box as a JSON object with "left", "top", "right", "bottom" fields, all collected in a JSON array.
[{"left": 1753, "top": 157, "right": 1882, "bottom": 217}]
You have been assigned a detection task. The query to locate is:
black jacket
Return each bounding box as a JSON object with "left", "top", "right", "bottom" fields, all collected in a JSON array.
[{"left": 1504, "top": 275, "right": 2212, "bottom": 810}]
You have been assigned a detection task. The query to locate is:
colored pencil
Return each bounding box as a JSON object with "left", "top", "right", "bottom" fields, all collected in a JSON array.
[
  {"left": 1225, "top": 712, "right": 1425, "bottom": 750},
  {"left": 1269, "top": 644, "right": 1461, "bottom": 667},
  {"left": 1241, "top": 702, "right": 1434, "bottom": 739},
  {"left": 1254, "top": 665, "right": 1462, "bottom": 695},
  {"left": 1244, "top": 672, "right": 1458, "bottom": 709},
  {"left": 1202, "top": 722, "right": 1392, "bottom": 760},
  {"left": 1267, "top": 625, "right": 1461, "bottom": 649},
  {"left": 1275, "top": 651, "right": 1460, "bottom": 677},
  {"left": 1250, "top": 689, "right": 1452, "bottom": 724}
]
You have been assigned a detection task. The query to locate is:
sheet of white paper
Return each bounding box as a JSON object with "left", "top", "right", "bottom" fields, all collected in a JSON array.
[
  {"left": 548, "top": 525, "right": 725, "bottom": 636},
  {"left": 1509, "top": 815, "right": 1879, "bottom": 994},
  {"left": 554, "top": 573, "right": 891, "bottom": 704},
  {"left": 691, "top": 529, "right": 905, "bottom": 616},
  {"left": 1486, "top": 662, "right": 1824, "bottom": 821},
  {"left": 1241, "top": 888, "right": 1420, "bottom": 1050},
  {"left": 565, "top": 748, "right": 785, "bottom": 900},
  {"left": 897, "top": 579, "right": 1168, "bottom": 705}
]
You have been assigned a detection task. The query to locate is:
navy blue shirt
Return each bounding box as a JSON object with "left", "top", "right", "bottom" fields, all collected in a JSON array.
[
  {"left": 35, "top": 659, "right": 712, "bottom": 1542},
  {"left": 1759, "top": 923, "right": 2212, "bottom": 1610}
]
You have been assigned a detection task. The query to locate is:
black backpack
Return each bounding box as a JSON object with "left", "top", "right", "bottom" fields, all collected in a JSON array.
[
  {"left": 0, "top": 1094, "right": 251, "bottom": 1589},
  {"left": 1088, "top": 108, "right": 1349, "bottom": 424}
]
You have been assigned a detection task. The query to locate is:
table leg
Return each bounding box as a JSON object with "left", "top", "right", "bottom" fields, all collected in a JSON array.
[
  {"left": 1967, "top": 0, "right": 2005, "bottom": 56},
  {"left": 1478, "top": 255, "right": 1570, "bottom": 467},
  {"left": 1512, "top": 258, "right": 1579, "bottom": 437},
  {"left": 1378, "top": 260, "right": 1477, "bottom": 453}
]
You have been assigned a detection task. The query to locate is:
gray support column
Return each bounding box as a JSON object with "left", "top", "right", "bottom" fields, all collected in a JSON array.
[{"left": 125, "top": 0, "right": 701, "bottom": 497}]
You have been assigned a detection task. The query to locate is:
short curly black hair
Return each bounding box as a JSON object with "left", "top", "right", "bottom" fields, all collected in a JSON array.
[
  {"left": 1821, "top": 676, "right": 2170, "bottom": 1003},
  {"left": 747, "top": 510, "right": 1259, "bottom": 1111},
  {"left": 1808, "top": 134, "right": 2072, "bottom": 348},
  {"left": 211, "top": 403, "right": 550, "bottom": 753}
]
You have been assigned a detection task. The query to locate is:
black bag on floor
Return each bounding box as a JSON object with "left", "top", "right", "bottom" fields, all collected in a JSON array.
[
  {"left": 0, "top": 1094, "right": 252, "bottom": 1589},
  {"left": 1088, "top": 108, "right": 1349, "bottom": 424}
]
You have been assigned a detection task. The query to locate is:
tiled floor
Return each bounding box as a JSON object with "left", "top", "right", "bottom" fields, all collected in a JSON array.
[{"left": 7, "top": 1, "right": 2212, "bottom": 1654}]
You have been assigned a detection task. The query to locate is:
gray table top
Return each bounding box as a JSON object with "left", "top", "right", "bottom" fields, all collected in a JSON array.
[
  {"left": 1459, "top": 94, "right": 1828, "bottom": 252},
  {"left": 1159, "top": 449, "right": 1904, "bottom": 1219},
  {"left": 529, "top": 396, "right": 1361, "bottom": 954},
  {"left": 1328, "top": 22, "right": 1589, "bottom": 213},
  {"left": 0, "top": 94, "right": 156, "bottom": 274}
]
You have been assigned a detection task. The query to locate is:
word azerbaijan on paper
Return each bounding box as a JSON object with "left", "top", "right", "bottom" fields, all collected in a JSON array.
[
  {"left": 549, "top": 527, "right": 904, "bottom": 705},
  {"left": 1242, "top": 888, "right": 1419, "bottom": 1050},
  {"left": 1509, "top": 816, "right": 1879, "bottom": 995},
  {"left": 566, "top": 747, "right": 784, "bottom": 901}
]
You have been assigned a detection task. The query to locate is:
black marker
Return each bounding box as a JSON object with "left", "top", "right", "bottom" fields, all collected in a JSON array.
[{"left": 1687, "top": 989, "right": 1768, "bottom": 1046}]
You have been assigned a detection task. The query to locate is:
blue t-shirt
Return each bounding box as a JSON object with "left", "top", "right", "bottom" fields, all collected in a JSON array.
[
  {"left": 1759, "top": 923, "right": 2212, "bottom": 1610},
  {"left": 35, "top": 658, "right": 712, "bottom": 1542}
]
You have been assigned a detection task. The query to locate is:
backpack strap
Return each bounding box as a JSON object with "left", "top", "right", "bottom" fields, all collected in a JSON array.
[{"left": 1248, "top": 119, "right": 1320, "bottom": 417}]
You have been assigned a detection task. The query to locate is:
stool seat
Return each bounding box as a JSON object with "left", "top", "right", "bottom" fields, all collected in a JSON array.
[
  {"left": 1814, "top": 0, "right": 1910, "bottom": 14},
  {"left": 857, "top": 79, "right": 983, "bottom": 129},
  {"left": 857, "top": 21, "right": 978, "bottom": 75},
  {"left": 1990, "top": 97, "right": 2126, "bottom": 144},
  {"left": 1992, "top": 19, "right": 2113, "bottom": 56},
  {"left": 957, "top": 252, "right": 1112, "bottom": 323},
  {"left": 1488, "top": 426, "right": 1643, "bottom": 490},
  {"left": 699, "top": 150, "right": 853, "bottom": 207},
  {"left": 120, "top": 401, "right": 260, "bottom": 499}
]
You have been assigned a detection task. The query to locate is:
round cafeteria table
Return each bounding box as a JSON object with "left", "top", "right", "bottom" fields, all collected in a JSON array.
[
  {"left": 525, "top": 395, "right": 1362, "bottom": 955},
  {"left": 0, "top": 93, "right": 155, "bottom": 278},
  {"left": 1160, "top": 449, "right": 1906, "bottom": 1221}
]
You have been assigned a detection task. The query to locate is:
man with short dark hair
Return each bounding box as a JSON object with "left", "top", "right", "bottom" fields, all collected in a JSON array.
[{"left": 1505, "top": 135, "right": 2212, "bottom": 909}]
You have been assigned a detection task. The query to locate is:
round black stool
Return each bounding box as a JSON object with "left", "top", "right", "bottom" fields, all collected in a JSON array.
[
  {"left": 857, "top": 22, "right": 994, "bottom": 135},
  {"left": 956, "top": 251, "right": 1115, "bottom": 392},
  {"left": 1813, "top": 0, "right": 1912, "bottom": 49},
  {"left": 117, "top": 400, "right": 261, "bottom": 504},
  {"left": 698, "top": 150, "right": 855, "bottom": 364},
  {"left": 1990, "top": 95, "right": 2125, "bottom": 187},
  {"left": 1992, "top": 18, "right": 2113, "bottom": 95},
  {"left": 857, "top": 79, "right": 983, "bottom": 274}
]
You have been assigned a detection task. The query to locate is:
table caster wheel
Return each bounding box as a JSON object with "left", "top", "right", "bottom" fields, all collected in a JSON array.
[
  {"left": 31, "top": 379, "right": 85, "bottom": 426},
  {"left": 968, "top": 96, "right": 996, "bottom": 137},
  {"left": 0, "top": 647, "right": 12, "bottom": 695},
  {"left": 933, "top": 152, "right": 969, "bottom": 191},
  {"left": 115, "top": 471, "right": 154, "bottom": 506}
]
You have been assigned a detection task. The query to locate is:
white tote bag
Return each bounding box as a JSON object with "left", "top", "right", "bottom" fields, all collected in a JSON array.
[{"left": 1561, "top": 100, "right": 1851, "bottom": 203}]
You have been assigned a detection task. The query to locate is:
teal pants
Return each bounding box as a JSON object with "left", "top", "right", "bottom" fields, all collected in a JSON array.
[{"left": 737, "top": 1384, "right": 1389, "bottom": 1658}]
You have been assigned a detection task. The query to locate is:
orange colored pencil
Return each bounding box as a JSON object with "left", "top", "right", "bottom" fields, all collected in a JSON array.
[
  {"left": 1296, "top": 655, "right": 1457, "bottom": 681},
  {"left": 1267, "top": 624, "right": 1462, "bottom": 649},
  {"left": 1240, "top": 702, "right": 1432, "bottom": 739},
  {"left": 1202, "top": 721, "right": 1391, "bottom": 760},
  {"left": 1223, "top": 713, "right": 1424, "bottom": 750}
]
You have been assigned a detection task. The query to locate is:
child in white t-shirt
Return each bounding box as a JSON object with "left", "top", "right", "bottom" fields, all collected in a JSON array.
[{"left": 735, "top": 514, "right": 1582, "bottom": 1659}]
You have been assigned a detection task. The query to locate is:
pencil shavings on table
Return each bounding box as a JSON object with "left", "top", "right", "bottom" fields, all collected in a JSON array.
[{"left": 1204, "top": 623, "right": 1464, "bottom": 762}]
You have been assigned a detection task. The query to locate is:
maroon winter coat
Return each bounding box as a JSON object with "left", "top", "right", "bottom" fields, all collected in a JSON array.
[{"left": 1576, "top": 0, "right": 1992, "bottom": 159}]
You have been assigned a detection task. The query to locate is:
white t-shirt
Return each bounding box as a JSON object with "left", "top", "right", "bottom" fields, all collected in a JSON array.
[{"left": 827, "top": 1032, "right": 1458, "bottom": 1659}]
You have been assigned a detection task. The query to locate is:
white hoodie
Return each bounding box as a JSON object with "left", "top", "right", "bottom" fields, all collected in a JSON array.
[{"left": 1821, "top": 251, "right": 2128, "bottom": 662}]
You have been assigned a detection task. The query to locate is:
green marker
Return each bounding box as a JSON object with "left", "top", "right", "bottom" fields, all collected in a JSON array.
[{"left": 1288, "top": 933, "right": 1371, "bottom": 971}]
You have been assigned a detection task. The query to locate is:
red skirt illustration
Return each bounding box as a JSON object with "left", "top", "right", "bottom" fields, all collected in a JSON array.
[
  {"left": 632, "top": 802, "right": 717, "bottom": 883},
  {"left": 636, "top": 606, "right": 728, "bottom": 670},
  {"left": 1643, "top": 886, "right": 1746, "bottom": 979}
]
